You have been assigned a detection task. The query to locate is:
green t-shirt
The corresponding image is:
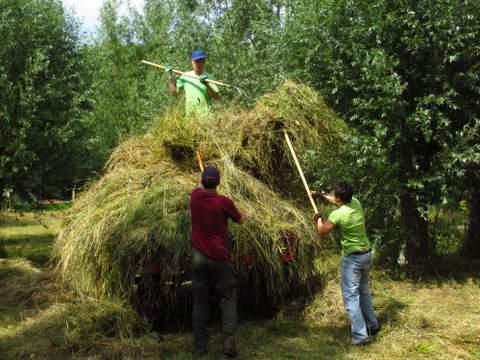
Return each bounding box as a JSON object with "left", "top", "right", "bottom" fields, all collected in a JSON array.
[
  {"left": 328, "top": 197, "right": 371, "bottom": 256},
  {"left": 176, "top": 71, "right": 219, "bottom": 117}
]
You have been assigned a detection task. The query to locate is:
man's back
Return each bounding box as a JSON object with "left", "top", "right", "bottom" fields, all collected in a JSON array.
[{"left": 190, "top": 188, "right": 241, "bottom": 260}]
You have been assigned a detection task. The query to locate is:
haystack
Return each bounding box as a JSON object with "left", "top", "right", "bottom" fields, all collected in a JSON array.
[{"left": 54, "top": 81, "right": 346, "bottom": 320}]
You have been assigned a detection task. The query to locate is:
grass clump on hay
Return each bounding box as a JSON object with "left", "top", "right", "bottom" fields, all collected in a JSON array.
[{"left": 54, "top": 81, "right": 346, "bottom": 322}]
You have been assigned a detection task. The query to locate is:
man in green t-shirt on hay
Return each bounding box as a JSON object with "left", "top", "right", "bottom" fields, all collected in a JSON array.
[
  {"left": 312, "top": 181, "right": 380, "bottom": 345},
  {"left": 166, "top": 49, "right": 220, "bottom": 117}
]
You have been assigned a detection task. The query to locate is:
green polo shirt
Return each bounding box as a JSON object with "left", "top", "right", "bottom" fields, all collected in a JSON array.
[
  {"left": 176, "top": 71, "right": 219, "bottom": 117},
  {"left": 328, "top": 197, "right": 371, "bottom": 256}
]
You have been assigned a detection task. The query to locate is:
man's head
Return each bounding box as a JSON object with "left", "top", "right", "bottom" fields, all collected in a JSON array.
[
  {"left": 201, "top": 166, "right": 220, "bottom": 189},
  {"left": 332, "top": 181, "right": 353, "bottom": 204},
  {"left": 191, "top": 49, "right": 206, "bottom": 75}
]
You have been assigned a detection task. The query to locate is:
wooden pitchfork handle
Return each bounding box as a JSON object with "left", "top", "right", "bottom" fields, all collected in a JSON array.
[
  {"left": 282, "top": 128, "right": 319, "bottom": 214},
  {"left": 196, "top": 149, "right": 204, "bottom": 172},
  {"left": 141, "top": 60, "right": 230, "bottom": 88}
]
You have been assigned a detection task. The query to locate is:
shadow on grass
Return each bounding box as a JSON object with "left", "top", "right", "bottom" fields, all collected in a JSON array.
[
  {"left": 0, "top": 233, "right": 54, "bottom": 267},
  {"left": 0, "top": 259, "right": 54, "bottom": 332},
  {"left": 376, "top": 296, "right": 408, "bottom": 329},
  {"left": 0, "top": 260, "right": 50, "bottom": 301},
  {"left": 0, "top": 259, "right": 60, "bottom": 358},
  {"left": 237, "top": 320, "right": 349, "bottom": 360},
  {"left": 382, "top": 256, "right": 480, "bottom": 285},
  {"left": 424, "top": 256, "right": 480, "bottom": 283},
  {"left": 151, "top": 284, "right": 407, "bottom": 359},
  {"left": 0, "top": 258, "right": 143, "bottom": 360},
  {"left": 0, "top": 306, "right": 70, "bottom": 360},
  {"left": 153, "top": 318, "right": 350, "bottom": 360},
  {"left": 0, "top": 258, "right": 409, "bottom": 360},
  {"left": 1, "top": 233, "right": 54, "bottom": 247},
  {"left": 0, "top": 301, "right": 144, "bottom": 360}
]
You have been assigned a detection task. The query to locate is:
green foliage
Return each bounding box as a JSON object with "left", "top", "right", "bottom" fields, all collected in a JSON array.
[
  {"left": 2, "top": 0, "right": 479, "bottom": 263},
  {"left": 285, "top": 0, "right": 480, "bottom": 263},
  {"left": 133, "top": 0, "right": 293, "bottom": 103},
  {"left": 89, "top": 1, "right": 154, "bottom": 148},
  {"left": 0, "top": 0, "right": 95, "bottom": 200},
  {"left": 429, "top": 205, "right": 468, "bottom": 256},
  {"left": 79, "top": 0, "right": 301, "bottom": 187}
]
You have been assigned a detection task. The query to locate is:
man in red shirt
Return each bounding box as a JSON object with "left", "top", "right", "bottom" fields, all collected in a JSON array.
[{"left": 190, "top": 166, "right": 244, "bottom": 357}]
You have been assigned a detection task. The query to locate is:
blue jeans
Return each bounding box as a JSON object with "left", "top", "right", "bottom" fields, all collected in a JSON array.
[{"left": 341, "top": 252, "right": 378, "bottom": 344}]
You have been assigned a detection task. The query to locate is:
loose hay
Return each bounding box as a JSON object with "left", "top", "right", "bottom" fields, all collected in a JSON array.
[{"left": 54, "top": 81, "right": 346, "bottom": 321}]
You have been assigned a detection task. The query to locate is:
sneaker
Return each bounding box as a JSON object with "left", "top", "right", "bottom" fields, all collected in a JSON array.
[
  {"left": 351, "top": 337, "right": 371, "bottom": 346},
  {"left": 223, "top": 336, "right": 237, "bottom": 358}
]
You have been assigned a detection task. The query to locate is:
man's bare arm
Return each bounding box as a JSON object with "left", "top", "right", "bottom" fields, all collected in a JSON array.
[
  {"left": 316, "top": 218, "right": 335, "bottom": 236},
  {"left": 206, "top": 84, "right": 220, "bottom": 100},
  {"left": 168, "top": 78, "right": 179, "bottom": 96}
]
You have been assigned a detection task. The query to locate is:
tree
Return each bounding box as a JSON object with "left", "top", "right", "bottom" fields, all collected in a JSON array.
[
  {"left": 87, "top": 1, "right": 149, "bottom": 157},
  {"left": 0, "top": 0, "right": 94, "bottom": 200},
  {"left": 283, "top": 0, "right": 480, "bottom": 264}
]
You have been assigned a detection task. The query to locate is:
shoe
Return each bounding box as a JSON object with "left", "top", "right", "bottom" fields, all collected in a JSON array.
[
  {"left": 351, "top": 337, "right": 371, "bottom": 346},
  {"left": 223, "top": 336, "right": 237, "bottom": 358},
  {"left": 368, "top": 324, "right": 381, "bottom": 336}
]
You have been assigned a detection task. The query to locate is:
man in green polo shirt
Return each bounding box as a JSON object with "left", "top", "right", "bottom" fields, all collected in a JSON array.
[
  {"left": 166, "top": 50, "right": 220, "bottom": 117},
  {"left": 312, "top": 181, "right": 380, "bottom": 345}
]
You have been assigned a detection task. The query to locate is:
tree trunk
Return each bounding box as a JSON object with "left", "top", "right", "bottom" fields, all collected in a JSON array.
[
  {"left": 464, "top": 187, "right": 480, "bottom": 258},
  {"left": 400, "top": 193, "right": 430, "bottom": 265}
]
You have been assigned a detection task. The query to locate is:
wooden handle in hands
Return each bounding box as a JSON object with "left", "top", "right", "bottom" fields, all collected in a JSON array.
[
  {"left": 141, "top": 60, "right": 230, "bottom": 88},
  {"left": 282, "top": 128, "right": 318, "bottom": 213},
  {"left": 196, "top": 149, "right": 204, "bottom": 172}
]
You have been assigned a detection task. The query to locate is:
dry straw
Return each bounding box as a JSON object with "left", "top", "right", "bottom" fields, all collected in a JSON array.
[{"left": 54, "top": 81, "right": 346, "bottom": 318}]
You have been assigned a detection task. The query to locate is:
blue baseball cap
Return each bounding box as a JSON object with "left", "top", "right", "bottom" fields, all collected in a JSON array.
[{"left": 191, "top": 50, "right": 206, "bottom": 61}]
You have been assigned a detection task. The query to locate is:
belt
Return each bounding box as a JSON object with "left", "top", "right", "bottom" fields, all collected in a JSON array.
[{"left": 349, "top": 249, "right": 371, "bottom": 256}]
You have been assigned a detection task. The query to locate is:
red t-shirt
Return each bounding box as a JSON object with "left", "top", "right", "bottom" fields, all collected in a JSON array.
[{"left": 190, "top": 188, "right": 242, "bottom": 260}]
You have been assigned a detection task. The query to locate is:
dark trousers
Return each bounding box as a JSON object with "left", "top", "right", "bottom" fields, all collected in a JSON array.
[{"left": 192, "top": 248, "right": 237, "bottom": 348}]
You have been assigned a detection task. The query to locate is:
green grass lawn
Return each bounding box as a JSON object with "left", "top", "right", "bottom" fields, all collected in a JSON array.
[
  {"left": 0, "top": 212, "right": 62, "bottom": 266},
  {"left": 1, "top": 211, "right": 479, "bottom": 359}
]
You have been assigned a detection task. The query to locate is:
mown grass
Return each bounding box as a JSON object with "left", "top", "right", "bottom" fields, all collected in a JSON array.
[
  {"left": 0, "top": 212, "right": 62, "bottom": 266},
  {"left": 1, "top": 211, "right": 480, "bottom": 359}
]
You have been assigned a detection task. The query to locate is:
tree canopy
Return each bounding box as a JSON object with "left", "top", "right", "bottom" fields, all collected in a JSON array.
[
  {"left": 1, "top": 0, "right": 479, "bottom": 263},
  {"left": 0, "top": 0, "right": 94, "bottom": 199}
]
